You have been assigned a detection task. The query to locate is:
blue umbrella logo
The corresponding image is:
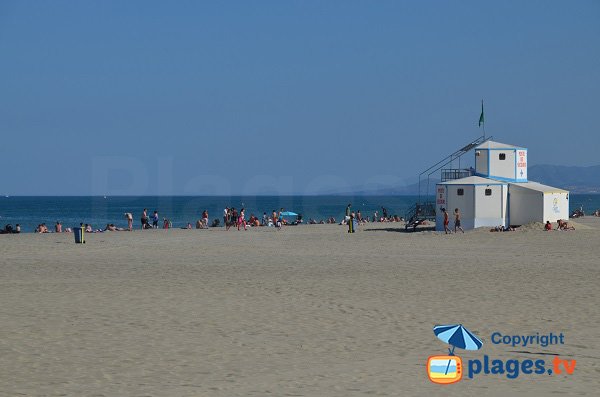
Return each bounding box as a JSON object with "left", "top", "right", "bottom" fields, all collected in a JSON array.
[{"left": 433, "top": 324, "right": 483, "bottom": 376}]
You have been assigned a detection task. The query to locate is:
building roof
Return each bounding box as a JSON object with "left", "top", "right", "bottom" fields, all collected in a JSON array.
[
  {"left": 509, "top": 181, "right": 568, "bottom": 193},
  {"left": 475, "top": 140, "right": 526, "bottom": 150},
  {"left": 437, "top": 176, "right": 508, "bottom": 185}
]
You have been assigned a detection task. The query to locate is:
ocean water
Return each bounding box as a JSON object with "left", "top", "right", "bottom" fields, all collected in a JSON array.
[
  {"left": 1, "top": 195, "right": 599, "bottom": 233},
  {"left": 0, "top": 195, "right": 422, "bottom": 233}
]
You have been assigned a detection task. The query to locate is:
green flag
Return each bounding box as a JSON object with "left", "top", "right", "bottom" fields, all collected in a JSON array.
[{"left": 478, "top": 101, "right": 484, "bottom": 127}]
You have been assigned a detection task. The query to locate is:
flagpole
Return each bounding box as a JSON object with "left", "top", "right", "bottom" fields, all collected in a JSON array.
[{"left": 479, "top": 99, "right": 485, "bottom": 139}]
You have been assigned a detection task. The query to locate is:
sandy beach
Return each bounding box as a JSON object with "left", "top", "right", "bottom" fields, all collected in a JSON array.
[{"left": 1, "top": 220, "right": 599, "bottom": 396}]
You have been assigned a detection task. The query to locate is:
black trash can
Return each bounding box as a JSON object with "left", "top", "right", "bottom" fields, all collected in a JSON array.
[{"left": 73, "top": 227, "right": 85, "bottom": 244}]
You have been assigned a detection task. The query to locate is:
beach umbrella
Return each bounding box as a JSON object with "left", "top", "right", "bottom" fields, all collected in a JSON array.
[
  {"left": 280, "top": 211, "right": 298, "bottom": 216},
  {"left": 433, "top": 324, "right": 483, "bottom": 355},
  {"left": 433, "top": 324, "right": 483, "bottom": 376}
]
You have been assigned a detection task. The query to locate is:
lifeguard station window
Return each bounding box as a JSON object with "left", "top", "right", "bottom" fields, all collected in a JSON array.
[
  {"left": 499, "top": 153, "right": 506, "bottom": 160},
  {"left": 485, "top": 188, "right": 492, "bottom": 196},
  {"left": 457, "top": 189, "right": 464, "bottom": 196}
]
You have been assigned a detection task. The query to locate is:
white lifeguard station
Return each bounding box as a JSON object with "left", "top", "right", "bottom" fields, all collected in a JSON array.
[
  {"left": 435, "top": 176, "right": 508, "bottom": 230},
  {"left": 473, "top": 141, "right": 528, "bottom": 182},
  {"left": 429, "top": 139, "right": 569, "bottom": 231}
]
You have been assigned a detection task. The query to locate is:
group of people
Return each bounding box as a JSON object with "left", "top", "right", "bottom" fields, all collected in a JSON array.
[
  {"left": 490, "top": 225, "right": 516, "bottom": 232},
  {"left": 222, "top": 207, "right": 301, "bottom": 231},
  {"left": 1, "top": 224, "right": 20, "bottom": 234},
  {"left": 340, "top": 204, "right": 405, "bottom": 230},
  {"left": 441, "top": 208, "right": 465, "bottom": 234},
  {"left": 4, "top": 203, "right": 436, "bottom": 234},
  {"left": 223, "top": 207, "right": 248, "bottom": 231},
  {"left": 545, "top": 219, "right": 575, "bottom": 231}
]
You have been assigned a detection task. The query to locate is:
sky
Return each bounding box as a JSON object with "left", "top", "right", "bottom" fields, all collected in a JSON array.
[{"left": 1, "top": 0, "right": 599, "bottom": 195}]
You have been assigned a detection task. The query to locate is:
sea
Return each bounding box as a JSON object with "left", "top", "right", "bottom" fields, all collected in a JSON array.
[{"left": 1, "top": 195, "right": 599, "bottom": 233}]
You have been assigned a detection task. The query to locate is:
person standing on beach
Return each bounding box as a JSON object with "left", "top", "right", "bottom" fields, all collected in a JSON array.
[
  {"left": 262, "top": 212, "right": 268, "bottom": 226},
  {"left": 238, "top": 208, "right": 247, "bottom": 231},
  {"left": 454, "top": 208, "right": 464, "bottom": 233},
  {"left": 277, "top": 208, "right": 284, "bottom": 229},
  {"left": 152, "top": 211, "right": 159, "bottom": 228},
  {"left": 442, "top": 208, "right": 451, "bottom": 234},
  {"left": 348, "top": 212, "right": 354, "bottom": 233},
  {"left": 223, "top": 207, "right": 228, "bottom": 228},
  {"left": 229, "top": 208, "right": 237, "bottom": 231},
  {"left": 141, "top": 209, "right": 148, "bottom": 230},
  {"left": 345, "top": 204, "right": 352, "bottom": 224},
  {"left": 202, "top": 210, "right": 209, "bottom": 228}
]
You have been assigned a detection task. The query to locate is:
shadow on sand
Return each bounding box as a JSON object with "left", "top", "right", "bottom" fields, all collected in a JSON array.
[{"left": 363, "top": 226, "right": 436, "bottom": 233}]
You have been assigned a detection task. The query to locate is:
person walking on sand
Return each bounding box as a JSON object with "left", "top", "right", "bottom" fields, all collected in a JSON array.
[
  {"left": 125, "top": 212, "right": 133, "bottom": 231},
  {"left": 454, "top": 208, "right": 464, "bottom": 233},
  {"left": 238, "top": 208, "right": 247, "bottom": 231},
  {"left": 442, "top": 208, "right": 451, "bottom": 234},
  {"left": 223, "top": 207, "right": 229, "bottom": 228}
]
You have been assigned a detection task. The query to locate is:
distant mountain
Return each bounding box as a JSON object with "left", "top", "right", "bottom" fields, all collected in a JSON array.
[
  {"left": 528, "top": 164, "right": 600, "bottom": 193},
  {"left": 331, "top": 180, "right": 439, "bottom": 196},
  {"left": 328, "top": 165, "right": 600, "bottom": 196}
]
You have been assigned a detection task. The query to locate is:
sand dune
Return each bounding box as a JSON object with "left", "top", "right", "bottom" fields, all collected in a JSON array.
[{"left": 1, "top": 220, "right": 599, "bottom": 396}]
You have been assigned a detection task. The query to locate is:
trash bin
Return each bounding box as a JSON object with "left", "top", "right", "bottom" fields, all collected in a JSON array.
[{"left": 73, "top": 227, "right": 85, "bottom": 244}]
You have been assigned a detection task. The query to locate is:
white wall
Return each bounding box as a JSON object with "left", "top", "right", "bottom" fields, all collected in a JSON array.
[
  {"left": 475, "top": 150, "right": 488, "bottom": 175},
  {"left": 474, "top": 184, "right": 507, "bottom": 228},
  {"left": 489, "top": 149, "right": 516, "bottom": 180},
  {"left": 442, "top": 185, "right": 475, "bottom": 229},
  {"left": 543, "top": 192, "right": 569, "bottom": 223},
  {"left": 508, "top": 185, "right": 544, "bottom": 225}
]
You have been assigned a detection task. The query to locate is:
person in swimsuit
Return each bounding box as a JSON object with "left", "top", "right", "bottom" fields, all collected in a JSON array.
[
  {"left": 454, "top": 208, "right": 464, "bottom": 233},
  {"left": 125, "top": 212, "right": 133, "bottom": 231},
  {"left": 202, "top": 210, "right": 209, "bottom": 228},
  {"left": 141, "top": 209, "right": 148, "bottom": 230},
  {"left": 277, "top": 208, "right": 284, "bottom": 229},
  {"left": 442, "top": 208, "right": 451, "bottom": 234},
  {"left": 238, "top": 208, "right": 247, "bottom": 231}
]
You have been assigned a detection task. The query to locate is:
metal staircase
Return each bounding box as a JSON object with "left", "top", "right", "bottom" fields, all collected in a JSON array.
[
  {"left": 404, "top": 134, "right": 492, "bottom": 231},
  {"left": 404, "top": 202, "right": 436, "bottom": 231}
]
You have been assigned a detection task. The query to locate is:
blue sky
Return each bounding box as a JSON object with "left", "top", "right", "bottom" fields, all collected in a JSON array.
[{"left": 1, "top": 0, "right": 599, "bottom": 195}]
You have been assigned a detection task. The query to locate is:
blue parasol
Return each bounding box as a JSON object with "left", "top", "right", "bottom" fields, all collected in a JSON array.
[
  {"left": 280, "top": 211, "right": 298, "bottom": 216},
  {"left": 434, "top": 324, "right": 482, "bottom": 354},
  {"left": 433, "top": 324, "right": 483, "bottom": 375}
]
